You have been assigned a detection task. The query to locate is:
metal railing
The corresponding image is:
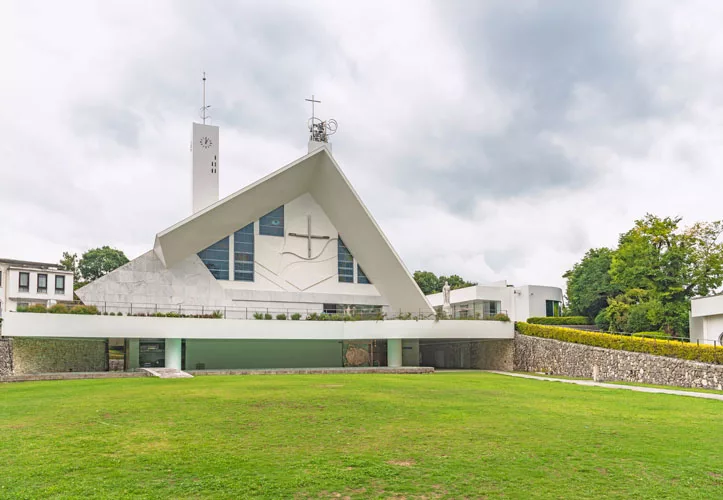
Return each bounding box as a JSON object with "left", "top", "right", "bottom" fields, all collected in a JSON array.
[{"left": 15, "top": 300, "right": 513, "bottom": 322}]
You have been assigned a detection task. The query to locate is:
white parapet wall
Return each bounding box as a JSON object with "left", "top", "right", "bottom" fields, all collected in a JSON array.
[{"left": 1, "top": 312, "right": 514, "bottom": 341}]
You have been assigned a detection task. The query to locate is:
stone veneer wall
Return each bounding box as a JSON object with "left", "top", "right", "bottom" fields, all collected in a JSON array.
[
  {"left": 472, "top": 340, "right": 514, "bottom": 371},
  {"left": 12, "top": 338, "right": 108, "bottom": 374},
  {"left": 514, "top": 332, "right": 723, "bottom": 391},
  {"left": 420, "top": 339, "right": 513, "bottom": 370},
  {"left": 0, "top": 338, "right": 12, "bottom": 376}
]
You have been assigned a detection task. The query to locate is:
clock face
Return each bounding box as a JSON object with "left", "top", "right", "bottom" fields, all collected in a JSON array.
[{"left": 200, "top": 137, "right": 213, "bottom": 149}]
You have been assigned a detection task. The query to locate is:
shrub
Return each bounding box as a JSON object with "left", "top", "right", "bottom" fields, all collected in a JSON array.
[
  {"left": 27, "top": 304, "right": 48, "bottom": 313},
  {"left": 491, "top": 313, "right": 511, "bottom": 322},
  {"left": 212, "top": 310, "right": 223, "bottom": 319},
  {"left": 291, "top": 313, "right": 301, "bottom": 321},
  {"left": 306, "top": 312, "right": 319, "bottom": 321},
  {"left": 109, "top": 312, "right": 116, "bottom": 316},
  {"left": 16, "top": 305, "right": 28, "bottom": 312},
  {"left": 632, "top": 331, "right": 672, "bottom": 340},
  {"left": 276, "top": 313, "right": 287, "bottom": 320},
  {"left": 516, "top": 322, "right": 723, "bottom": 365},
  {"left": 48, "top": 304, "right": 69, "bottom": 314},
  {"left": 253, "top": 312, "right": 264, "bottom": 320},
  {"left": 594, "top": 310, "right": 610, "bottom": 331},
  {"left": 264, "top": 313, "right": 273, "bottom": 320},
  {"left": 69, "top": 305, "right": 99, "bottom": 315},
  {"left": 527, "top": 316, "right": 592, "bottom": 325}
]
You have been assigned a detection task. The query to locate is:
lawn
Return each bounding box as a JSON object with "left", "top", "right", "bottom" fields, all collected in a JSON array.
[{"left": 1, "top": 373, "right": 722, "bottom": 499}]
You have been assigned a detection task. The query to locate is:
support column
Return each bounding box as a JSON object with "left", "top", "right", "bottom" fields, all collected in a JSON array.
[
  {"left": 126, "top": 339, "right": 140, "bottom": 370},
  {"left": 387, "top": 339, "right": 403, "bottom": 368},
  {"left": 165, "top": 338, "right": 182, "bottom": 370}
]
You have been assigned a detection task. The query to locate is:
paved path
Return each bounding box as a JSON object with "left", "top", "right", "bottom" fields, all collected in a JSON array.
[
  {"left": 485, "top": 371, "right": 723, "bottom": 401},
  {"left": 140, "top": 367, "right": 193, "bottom": 378}
]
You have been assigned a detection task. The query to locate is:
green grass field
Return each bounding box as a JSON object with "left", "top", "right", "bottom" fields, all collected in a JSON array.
[{"left": 1, "top": 373, "right": 722, "bottom": 499}]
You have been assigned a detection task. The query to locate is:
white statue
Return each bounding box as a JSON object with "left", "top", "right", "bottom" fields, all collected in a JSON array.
[{"left": 442, "top": 280, "right": 452, "bottom": 316}]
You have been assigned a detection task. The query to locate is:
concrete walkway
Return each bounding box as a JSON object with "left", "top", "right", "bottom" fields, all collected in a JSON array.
[
  {"left": 140, "top": 367, "right": 193, "bottom": 379},
  {"left": 486, "top": 371, "right": 723, "bottom": 402}
]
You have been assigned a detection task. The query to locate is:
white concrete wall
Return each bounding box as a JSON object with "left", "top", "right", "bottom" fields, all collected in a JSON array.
[
  {"left": 691, "top": 295, "right": 723, "bottom": 318},
  {"left": 516, "top": 285, "right": 563, "bottom": 320},
  {"left": 192, "top": 122, "right": 220, "bottom": 214},
  {"left": 428, "top": 283, "right": 563, "bottom": 322},
  {"left": 2, "top": 312, "right": 515, "bottom": 340}
]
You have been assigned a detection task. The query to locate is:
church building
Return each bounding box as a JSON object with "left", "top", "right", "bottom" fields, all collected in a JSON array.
[{"left": 74, "top": 102, "right": 443, "bottom": 370}]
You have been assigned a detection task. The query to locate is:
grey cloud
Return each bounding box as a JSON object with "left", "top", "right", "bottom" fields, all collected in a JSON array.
[
  {"left": 71, "top": 104, "right": 143, "bottom": 149},
  {"left": 395, "top": 1, "right": 665, "bottom": 213}
]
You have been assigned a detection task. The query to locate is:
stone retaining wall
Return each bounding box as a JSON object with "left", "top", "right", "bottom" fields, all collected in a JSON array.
[
  {"left": 12, "top": 338, "right": 108, "bottom": 374},
  {"left": 0, "top": 338, "right": 12, "bottom": 376},
  {"left": 514, "top": 332, "right": 723, "bottom": 391},
  {"left": 419, "top": 339, "right": 514, "bottom": 370}
]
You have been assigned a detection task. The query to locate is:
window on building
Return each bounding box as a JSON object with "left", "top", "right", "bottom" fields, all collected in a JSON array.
[
  {"left": 19, "top": 272, "right": 29, "bottom": 293},
  {"left": 0, "top": 270, "right": 3, "bottom": 288},
  {"left": 338, "top": 238, "right": 354, "bottom": 283},
  {"left": 546, "top": 300, "right": 561, "bottom": 317},
  {"left": 323, "top": 303, "right": 339, "bottom": 314},
  {"left": 259, "top": 206, "right": 284, "bottom": 236},
  {"left": 357, "top": 264, "right": 371, "bottom": 284},
  {"left": 55, "top": 275, "right": 65, "bottom": 294},
  {"left": 234, "top": 222, "right": 254, "bottom": 282},
  {"left": 37, "top": 274, "right": 48, "bottom": 293},
  {"left": 198, "top": 237, "right": 230, "bottom": 280}
]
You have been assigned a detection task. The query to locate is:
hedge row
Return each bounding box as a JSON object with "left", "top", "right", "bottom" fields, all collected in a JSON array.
[
  {"left": 17, "top": 304, "right": 99, "bottom": 315},
  {"left": 516, "top": 322, "right": 723, "bottom": 365},
  {"left": 526, "top": 316, "right": 592, "bottom": 325}
]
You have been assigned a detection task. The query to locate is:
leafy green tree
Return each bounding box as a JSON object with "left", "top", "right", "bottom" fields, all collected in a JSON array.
[
  {"left": 59, "top": 252, "right": 80, "bottom": 283},
  {"left": 413, "top": 271, "right": 440, "bottom": 295},
  {"left": 439, "top": 274, "right": 477, "bottom": 291},
  {"left": 78, "top": 246, "right": 129, "bottom": 283},
  {"left": 413, "top": 271, "right": 477, "bottom": 295},
  {"left": 563, "top": 248, "right": 619, "bottom": 319},
  {"left": 567, "top": 214, "right": 723, "bottom": 337}
]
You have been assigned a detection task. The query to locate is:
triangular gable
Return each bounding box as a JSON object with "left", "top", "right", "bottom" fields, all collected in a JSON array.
[{"left": 154, "top": 146, "right": 433, "bottom": 314}]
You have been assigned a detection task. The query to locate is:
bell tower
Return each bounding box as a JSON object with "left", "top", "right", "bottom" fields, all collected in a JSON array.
[{"left": 192, "top": 72, "right": 220, "bottom": 214}]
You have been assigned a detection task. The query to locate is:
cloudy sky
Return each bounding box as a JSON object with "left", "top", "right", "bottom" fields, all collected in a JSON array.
[{"left": 3, "top": 0, "right": 723, "bottom": 290}]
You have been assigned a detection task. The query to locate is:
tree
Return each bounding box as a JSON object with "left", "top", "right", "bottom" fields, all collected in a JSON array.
[
  {"left": 563, "top": 247, "right": 619, "bottom": 319},
  {"left": 565, "top": 214, "right": 723, "bottom": 337},
  {"left": 77, "top": 246, "right": 129, "bottom": 283},
  {"left": 59, "top": 252, "right": 80, "bottom": 283},
  {"left": 439, "top": 274, "right": 477, "bottom": 291},
  {"left": 413, "top": 271, "right": 477, "bottom": 295},
  {"left": 413, "top": 271, "right": 441, "bottom": 295}
]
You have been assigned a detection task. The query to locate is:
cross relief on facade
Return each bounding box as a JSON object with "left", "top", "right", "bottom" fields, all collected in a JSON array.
[{"left": 287, "top": 215, "right": 331, "bottom": 258}]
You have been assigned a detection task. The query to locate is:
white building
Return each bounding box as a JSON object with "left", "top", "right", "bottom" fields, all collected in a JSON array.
[
  {"left": 0, "top": 258, "right": 74, "bottom": 313},
  {"left": 689, "top": 294, "right": 723, "bottom": 345},
  {"left": 427, "top": 282, "right": 563, "bottom": 322}
]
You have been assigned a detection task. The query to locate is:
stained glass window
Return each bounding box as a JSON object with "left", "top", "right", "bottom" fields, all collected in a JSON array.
[
  {"left": 198, "top": 237, "right": 230, "bottom": 280},
  {"left": 259, "top": 206, "right": 284, "bottom": 237},
  {"left": 357, "top": 264, "right": 371, "bottom": 284},
  {"left": 234, "top": 222, "right": 254, "bottom": 282},
  {"left": 338, "top": 238, "right": 354, "bottom": 283}
]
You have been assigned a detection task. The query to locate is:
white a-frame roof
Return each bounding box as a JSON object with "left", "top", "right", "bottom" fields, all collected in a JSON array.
[{"left": 154, "top": 146, "right": 433, "bottom": 314}]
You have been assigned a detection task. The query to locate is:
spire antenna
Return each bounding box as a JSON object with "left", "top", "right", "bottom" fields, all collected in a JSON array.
[
  {"left": 200, "top": 71, "right": 211, "bottom": 124},
  {"left": 305, "top": 94, "right": 338, "bottom": 146}
]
